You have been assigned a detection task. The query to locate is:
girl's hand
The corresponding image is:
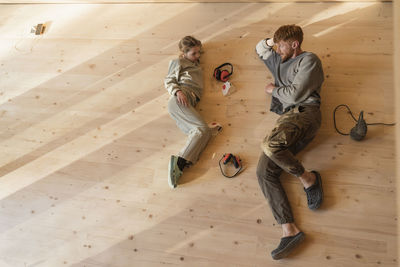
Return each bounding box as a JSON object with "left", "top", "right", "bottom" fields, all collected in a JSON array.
[
  {"left": 176, "top": 90, "right": 188, "bottom": 107},
  {"left": 265, "top": 83, "right": 275, "bottom": 94}
]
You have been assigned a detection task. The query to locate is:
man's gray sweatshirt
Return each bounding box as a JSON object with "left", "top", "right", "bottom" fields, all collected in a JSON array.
[{"left": 256, "top": 39, "right": 324, "bottom": 115}]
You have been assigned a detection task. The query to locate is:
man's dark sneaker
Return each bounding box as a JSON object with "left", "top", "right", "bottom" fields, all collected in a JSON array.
[
  {"left": 304, "top": 170, "right": 323, "bottom": 210},
  {"left": 271, "top": 232, "right": 305, "bottom": 260}
]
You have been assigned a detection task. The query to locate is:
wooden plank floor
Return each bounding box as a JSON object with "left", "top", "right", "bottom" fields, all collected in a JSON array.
[
  {"left": 396, "top": 0, "right": 400, "bottom": 263},
  {"left": 0, "top": 2, "right": 396, "bottom": 267},
  {"left": 0, "top": 0, "right": 387, "bottom": 3}
]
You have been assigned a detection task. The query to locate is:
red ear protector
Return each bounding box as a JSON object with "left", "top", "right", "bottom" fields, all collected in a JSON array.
[
  {"left": 219, "top": 153, "right": 242, "bottom": 178},
  {"left": 213, "top": 63, "right": 233, "bottom": 82}
]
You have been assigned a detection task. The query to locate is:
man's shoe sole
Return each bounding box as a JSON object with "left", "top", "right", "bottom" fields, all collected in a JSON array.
[{"left": 271, "top": 232, "right": 305, "bottom": 260}]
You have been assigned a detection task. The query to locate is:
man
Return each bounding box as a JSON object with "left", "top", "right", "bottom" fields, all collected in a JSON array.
[{"left": 255, "top": 24, "right": 324, "bottom": 260}]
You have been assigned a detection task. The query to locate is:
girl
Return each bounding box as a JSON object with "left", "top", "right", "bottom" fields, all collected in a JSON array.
[{"left": 165, "top": 36, "right": 221, "bottom": 189}]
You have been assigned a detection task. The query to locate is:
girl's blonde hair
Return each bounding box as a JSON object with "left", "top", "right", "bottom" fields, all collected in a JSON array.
[{"left": 179, "top": 36, "right": 202, "bottom": 55}]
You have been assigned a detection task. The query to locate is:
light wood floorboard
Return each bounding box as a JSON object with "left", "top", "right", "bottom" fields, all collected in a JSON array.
[{"left": 0, "top": 2, "right": 396, "bottom": 267}]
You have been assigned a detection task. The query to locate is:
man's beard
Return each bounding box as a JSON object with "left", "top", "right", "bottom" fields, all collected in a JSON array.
[{"left": 280, "top": 51, "right": 293, "bottom": 62}]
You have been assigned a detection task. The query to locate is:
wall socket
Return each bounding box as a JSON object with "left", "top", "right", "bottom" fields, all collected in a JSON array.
[{"left": 31, "top": 24, "right": 46, "bottom": 35}]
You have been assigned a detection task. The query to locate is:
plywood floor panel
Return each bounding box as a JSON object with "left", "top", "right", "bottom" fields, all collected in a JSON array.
[{"left": 0, "top": 2, "right": 396, "bottom": 267}]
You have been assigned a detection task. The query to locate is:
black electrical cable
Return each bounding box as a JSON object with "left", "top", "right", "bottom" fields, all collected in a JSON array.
[
  {"left": 218, "top": 155, "right": 242, "bottom": 178},
  {"left": 333, "top": 104, "right": 395, "bottom": 136}
]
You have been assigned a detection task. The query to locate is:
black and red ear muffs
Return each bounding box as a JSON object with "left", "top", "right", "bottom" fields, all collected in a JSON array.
[{"left": 213, "top": 63, "right": 233, "bottom": 82}]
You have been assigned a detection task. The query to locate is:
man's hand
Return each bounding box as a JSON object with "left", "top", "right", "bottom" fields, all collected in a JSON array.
[
  {"left": 266, "top": 38, "right": 275, "bottom": 47},
  {"left": 265, "top": 83, "right": 275, "bottom": 94},
  {"left": 176, "top": 90, "right": 188, "bottom": 107}
]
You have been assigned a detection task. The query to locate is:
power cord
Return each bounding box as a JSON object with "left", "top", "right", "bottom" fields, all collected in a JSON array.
[{"left": 333, "top": 104, "right": 395, "bottom": 139}]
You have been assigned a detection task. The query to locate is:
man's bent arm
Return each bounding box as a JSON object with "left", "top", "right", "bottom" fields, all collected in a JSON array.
[
  {"left": 272, "top": 55, "right": 324, "bottom": 105},
  {"left": 256, "top": 38, "right": 275, "bottom": 60}
]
